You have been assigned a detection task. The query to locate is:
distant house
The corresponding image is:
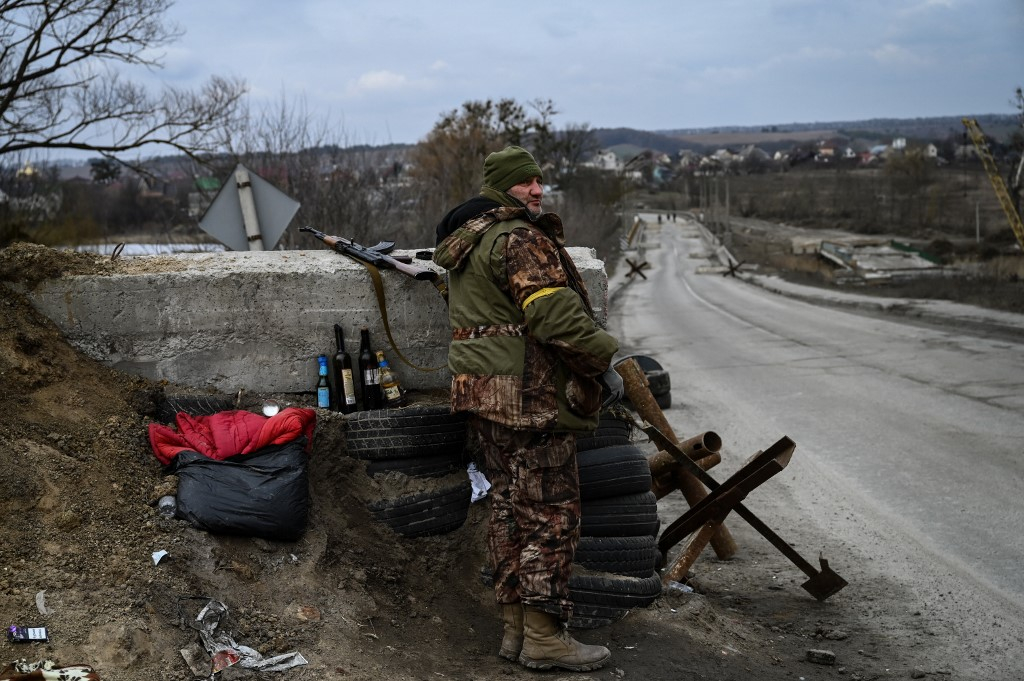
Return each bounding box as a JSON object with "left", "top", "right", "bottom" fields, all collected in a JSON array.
[
  {"left": 815, "top": 142, "right": 836, "bottom": 163},
  {"left": 585, "top": 150, "right": 622, "bottom": 172},
  {"left": 869, "top": 144, "right": 890, "bottom": 160},
  {"left": 739, "top": 145, "right": 771, "bottom": 163},
  {"left": 677, "top": 150, "right": 701, "bottom": 170}
]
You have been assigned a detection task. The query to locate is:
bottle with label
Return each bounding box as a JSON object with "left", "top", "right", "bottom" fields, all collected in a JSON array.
[
  {"left": 332, "top": 324, "right": 357, "bottom": 414},
  {"left": 358, "top": 328, "right": 381, "bottom": 410},
  {"left": 376, "top": 350, "right": 403, "bottom": 407},
  {"left": 316, "top": 354, "right": 331, "bottom": 409}
]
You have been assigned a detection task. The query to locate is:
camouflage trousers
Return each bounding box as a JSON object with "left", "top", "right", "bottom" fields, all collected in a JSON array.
[{"left": 471, "top": 416, "right": 581, "bottom": 622}]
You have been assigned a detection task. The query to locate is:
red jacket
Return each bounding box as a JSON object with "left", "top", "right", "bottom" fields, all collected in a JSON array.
[{"left": 148, "top": 408, "right": 316, "bottom": 466}]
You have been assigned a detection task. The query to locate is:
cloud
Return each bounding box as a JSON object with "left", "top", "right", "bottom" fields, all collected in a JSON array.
[
  {"left": 871, "top": 43, "right": 928, "bottom": 66},
  {"left": 347, "top": 70, "right": 410, "bottom": 96}
]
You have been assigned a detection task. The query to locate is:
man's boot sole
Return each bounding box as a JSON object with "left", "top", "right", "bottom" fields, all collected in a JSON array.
[
  {"left": 517, "top": 654, "right": 610, "bottom": 672},
  {"left": 498, "top": 647, "right": 520, "bottom": 662}
]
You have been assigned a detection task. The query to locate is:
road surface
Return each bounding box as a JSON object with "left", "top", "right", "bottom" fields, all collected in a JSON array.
[{"left": 606, "top": 216, "right": 1024, "bottom": 676}]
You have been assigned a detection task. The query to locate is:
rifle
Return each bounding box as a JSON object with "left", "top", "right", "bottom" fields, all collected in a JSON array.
[
  {"left": 299, "top": 226, "right": 447, "bottom": 373},
  {"left": 299, "top": 226, "right": 448, "bottom": 302}
]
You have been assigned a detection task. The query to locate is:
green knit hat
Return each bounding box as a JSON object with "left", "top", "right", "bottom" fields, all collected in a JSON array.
[{"left": 482, "top": 145, "right": 543, "bottom": 193}]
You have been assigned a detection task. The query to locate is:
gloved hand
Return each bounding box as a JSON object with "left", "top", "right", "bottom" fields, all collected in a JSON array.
[{"left": 598, "top": 366, "right": 625, "bottom": 409}]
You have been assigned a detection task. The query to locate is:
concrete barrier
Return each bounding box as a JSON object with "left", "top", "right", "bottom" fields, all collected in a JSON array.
[{"left": 14, "top": 248, "right": 611, "bottom": 395}]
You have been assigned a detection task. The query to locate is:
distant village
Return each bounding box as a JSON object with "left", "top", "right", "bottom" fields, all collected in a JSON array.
[
  {"left": 4, "top": 135, "right": 989, "bottom": 207},
  {"left": 1, "top": 114, "right": 1017, "bottom": 249},
  {"left": 583, "top": 134, "right": 985, "bottom": 182}
]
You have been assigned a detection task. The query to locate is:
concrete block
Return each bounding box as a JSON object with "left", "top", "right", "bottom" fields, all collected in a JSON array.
[{"left": 16, "top": 248, "right": 610, "bottom": 396}]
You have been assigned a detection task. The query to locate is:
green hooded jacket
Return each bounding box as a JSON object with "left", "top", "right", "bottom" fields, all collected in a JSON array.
[{"left": 433, "top": 189, "right": 618, "bottom": 432}]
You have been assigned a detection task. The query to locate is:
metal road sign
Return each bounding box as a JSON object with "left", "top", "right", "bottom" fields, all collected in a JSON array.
[{"left": 199, "top": 163, "right": 300, "bottom": 251}]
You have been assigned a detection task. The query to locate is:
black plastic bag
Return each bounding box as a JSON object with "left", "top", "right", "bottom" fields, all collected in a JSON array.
[{"left": 170, "top": 439, "right": 309, "bottom": 541}]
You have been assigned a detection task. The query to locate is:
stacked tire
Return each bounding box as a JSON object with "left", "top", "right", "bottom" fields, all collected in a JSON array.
[
  {"left": 345, "top": 404, "right": 472, "bottom": 538},
  {"left": 616, "top": 354, "right": 671, "bottom": 410},
  {"left": 570, "top": 415, "right": 662, "bottom": 629}
]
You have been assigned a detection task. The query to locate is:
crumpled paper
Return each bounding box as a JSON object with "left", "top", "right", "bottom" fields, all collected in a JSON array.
[
  {"left": 467, "top": 462, "right": 491, "bottom": 502},
  {"left": 182, "top": 599, "right": 307, "bottom": 678}
]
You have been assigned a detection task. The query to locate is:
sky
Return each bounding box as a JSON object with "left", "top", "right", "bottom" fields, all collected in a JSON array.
[{"left": 137, "top": 0, "right": 1024, "bottom": 146}]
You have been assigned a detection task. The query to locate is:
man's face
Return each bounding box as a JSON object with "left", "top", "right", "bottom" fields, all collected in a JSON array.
[{"left": 507, "top": 176, "right": 543, "bottom": 217}]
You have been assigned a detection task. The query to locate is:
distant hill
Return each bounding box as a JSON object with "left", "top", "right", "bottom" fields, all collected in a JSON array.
[{"left": 592, "top": 114, "right": 1020, "bottom": 156}]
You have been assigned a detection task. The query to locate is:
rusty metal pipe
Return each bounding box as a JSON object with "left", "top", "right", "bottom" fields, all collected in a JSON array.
[
  {"left": 649, "top": 450, "right": 721, "bottom": 500},
  {"left": 662, "top": 519, "right": 721, "bottom": 584},
  {"left": 648, "top": 431, "right": 722, "bottom": 480},
  {"left": 615, "top": 358, "right": 738, "bottom": 560}
]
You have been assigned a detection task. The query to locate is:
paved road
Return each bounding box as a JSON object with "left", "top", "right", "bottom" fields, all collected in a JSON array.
[{"left": 606, "top": 216, "right": 1024, "bottom": 673}]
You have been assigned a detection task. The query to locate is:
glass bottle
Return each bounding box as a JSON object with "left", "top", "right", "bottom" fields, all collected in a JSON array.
[
  {"left": 316, "top": 354, "right": 330, "bottom": 409},
  {"left": 332, "top": 324, "right": 357, "bottom": 414},
  {"left": 358, "top": 328, "right": 381, "bottom": 409},
  {"left": 376, "top": 350, "right": 403, "bottom": 407}
]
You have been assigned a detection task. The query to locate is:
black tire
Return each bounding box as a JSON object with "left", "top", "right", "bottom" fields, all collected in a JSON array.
[
  {"left": 156, "top": 394, "right": 236, "bottom": 423},
  {"left": 346, "top": 404, "right": 466, "bottom": 432},
  {"left": 581, "top": 492, "right": 660, "bottom": 537},
  {"left": 574, "top": 536, "right": 659, "bottom": 578},
  {"left": 346, "top": 429, "right": 467, "bottom": 460},
  {"left": 578, "top": 445, "right": 652, "bottom": 501},
  {"left": 576, "top": 413, "right": 634, "bottom": 452},
  {"left": 365, "top": 452, "right": 466, "bottom": 478},
  {"left": 614, "top": 354, "right": 664, "bottom": 374},
  {"left": 576, "top": 433, "right": 632, "bottom": 453},
  {"left": 655, "top": 391, "right": 671, "bottom": 410},
  {"left": 569, "top": 572, "right": 662, "bottom": 609},
  {"left": 594, "top": 416, "right": 631, "bottom": 434},
  {"left": 645, "top": 369, "right": 671, "bottom": 396},
  {"left": 345, "top": 404, "right": 467, "bottom": 460},
  {"left": 367, "top": 482, "right": 470, "bottom": 538}
]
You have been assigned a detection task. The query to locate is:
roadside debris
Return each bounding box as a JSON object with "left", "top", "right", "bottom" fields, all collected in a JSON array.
[
  {"left": 806, "top": 649, "right": 837, "bottom": 665},
  {"left": 33, "top": 591, "right": 51, "bottom": 617},
  {"left": 0, "top": 659, "right": 100, "bottom": 680},
  {"left": 467, "top": 462, "right": 490, "bottom": 502},
  {"left": 179, "top": 598, "right": 308, "bottom": 678}
]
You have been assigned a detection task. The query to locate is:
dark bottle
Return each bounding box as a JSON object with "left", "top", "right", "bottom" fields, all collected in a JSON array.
[
  {"left": 332, "top": 324, "right": 357, "bottom": 414},
  {"left": 316, "top": 354, "right": 330, "bottom": 409},
  {"left": 358, "top": 327, "right": 381, "bottom": 409}
]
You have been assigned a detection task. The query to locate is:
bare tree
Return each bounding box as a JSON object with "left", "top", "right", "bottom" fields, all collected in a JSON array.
[
  {"left": 406, "top": 98, "right": 530, "bottom": 221},
  {"left": 0, "top": 0, "right": 246, "bottom": 163},
  {"left": 205, "top": 95, "right": 412, "bottom": 249}
]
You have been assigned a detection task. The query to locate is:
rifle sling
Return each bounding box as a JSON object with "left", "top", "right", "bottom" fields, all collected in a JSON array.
[{"left": 352, "top": 257, "right": 445, "bottom": 373}]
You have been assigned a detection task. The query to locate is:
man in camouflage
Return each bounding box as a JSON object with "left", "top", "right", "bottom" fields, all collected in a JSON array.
[{"left": 433, "top": 146, "right": 622, "bottom": 672}]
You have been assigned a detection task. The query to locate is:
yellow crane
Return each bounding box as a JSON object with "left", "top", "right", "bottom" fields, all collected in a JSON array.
[{"left": 962, "top": 117, "right": 1024, "bottom": 250}]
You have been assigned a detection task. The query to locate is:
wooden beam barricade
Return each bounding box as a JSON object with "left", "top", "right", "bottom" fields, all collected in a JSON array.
[
  {"left": 615, "top": 358, "right": 738, "bottom": 561},
  {"left": 657, "top": 436, "right": 794, "bottom": 584}
]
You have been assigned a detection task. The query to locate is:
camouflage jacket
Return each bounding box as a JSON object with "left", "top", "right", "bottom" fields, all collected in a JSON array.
[{"left": 432, "top": 203, "right": 618, "bottom": 432}]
